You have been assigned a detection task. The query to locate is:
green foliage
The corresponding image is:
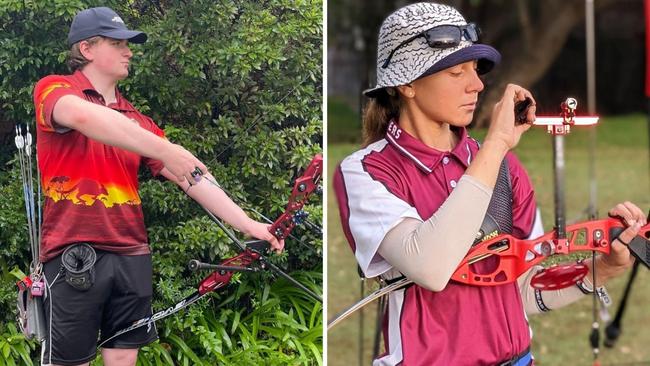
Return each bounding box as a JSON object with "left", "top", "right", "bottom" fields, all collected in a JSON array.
[
  {"left": 327, "top": 96, "right": 362, "bottom": 143},
  {"left": 0, "top": 0, "right": 322, "bottom": 364},
  {"left": 0, "top": 323, "right": 36, "bottom": 366}
]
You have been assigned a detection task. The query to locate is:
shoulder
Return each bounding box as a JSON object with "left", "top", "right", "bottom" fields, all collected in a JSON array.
[
  {"left": 337, "top": 139, "right": 413, "bottom": 202},
  {"left": 34, "top": 74, "right": 75, "bottom": 94},
  {"left": 33, "top": 74, "right": 80, "bottom": 105},
  {"left": 338, "top": 139, "right": 397, "bottom": 177},
  {"left": 341, "top": 139, "right": 395, "bottom": 166}
]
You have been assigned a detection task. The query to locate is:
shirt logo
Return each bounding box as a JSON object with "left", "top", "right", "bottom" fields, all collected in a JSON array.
[
  {"left": 387, "top": 120, "right": 402, "bottom": 140},
  {"left": 111, "top": 16, "right": 124, "bottom": 24}
]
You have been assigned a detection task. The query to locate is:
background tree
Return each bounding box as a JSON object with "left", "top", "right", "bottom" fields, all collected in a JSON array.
[
  {"left": 328, "top": 0, "right": 644, "bottom": 130},
  {"left": 0, "top": 0, "right": 323, "bottom": 364}
]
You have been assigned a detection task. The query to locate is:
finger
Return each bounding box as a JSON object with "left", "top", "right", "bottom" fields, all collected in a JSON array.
[
  {"left": 271, "top": 238, "right": 284, "bottom": 253},
  {"left": 519, "top": 89, "right": 536, "bottom": 105},
  {"left": 514, "top": 88, "right": 528, "bottom": 103},
  {"left": 500, "top": 84, "right": 519, "bottom": 109},
  {"left": 515, "top": 122, "right": 532, "bottom": 134},
  {"left": 183, "top": 171, "right": 195, "bottom": 184},
  {"left": 614, "top": 221, "right": 643, "bottom": 247},
  {"left": 609, "top": 202, "right": 635, "bottom": 225},
  {"left": 621, "top": 201, "right": 646, "bottom": 223},
  {"left": 527, "top": 104, "right": 537, "bottom": 123}
]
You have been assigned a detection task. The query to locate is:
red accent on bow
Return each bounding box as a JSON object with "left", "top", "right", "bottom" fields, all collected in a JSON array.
[
  {"left": 198, "top": 250, "right": 261, "bottom": 295},
  {"left": 452, "top": 218, "right": 650, "bottom": 286},
  {"left": 268, "top": 153, "right": 323, "bottom": 240},
  {"left": 198, "top": 154, "right": 323, "bottom": 296}
]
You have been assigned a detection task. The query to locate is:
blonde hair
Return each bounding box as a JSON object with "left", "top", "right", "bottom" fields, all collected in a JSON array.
[
  {"left": 361, "top": 89, "right": 402, "bottom": 146},
  {"left": 66, "top": 36, "right": 103, "bottom": 72}
]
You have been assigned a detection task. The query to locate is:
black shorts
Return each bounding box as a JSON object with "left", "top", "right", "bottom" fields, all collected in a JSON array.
[{"left": 41, "top": 250, "right": 158, "bottom": 365}]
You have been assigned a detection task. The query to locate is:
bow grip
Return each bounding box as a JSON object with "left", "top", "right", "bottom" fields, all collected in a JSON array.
[{"left": 609, "top": 224, "right": 650, "bottom": 269}]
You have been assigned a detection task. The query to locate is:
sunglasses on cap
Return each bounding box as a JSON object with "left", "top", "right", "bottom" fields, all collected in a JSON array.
[{"left": 381, "top": 23, "right": 481, "bottom": 69}]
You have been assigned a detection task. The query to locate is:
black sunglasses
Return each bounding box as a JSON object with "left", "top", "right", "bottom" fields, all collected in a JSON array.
[{"left": 381, "top": 23, "right": 481, "bottom": 69}]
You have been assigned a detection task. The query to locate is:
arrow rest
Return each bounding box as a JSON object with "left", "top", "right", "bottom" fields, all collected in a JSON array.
[{"left": 292, "top": 210, "right": 309, "bottom": 224}]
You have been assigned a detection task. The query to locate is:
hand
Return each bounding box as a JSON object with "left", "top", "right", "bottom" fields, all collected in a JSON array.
[
  {"left": 160, "top": 143, "right": 208, "bottom": 184},
  {"left": 593, "top": 202, "right": 647, "bottom": 284},
  {"left": 246, "top": 220, "right": 285, "bottom": 253},
  {"left": 484, "top": 83, "right": 535, "bottom": 151}
]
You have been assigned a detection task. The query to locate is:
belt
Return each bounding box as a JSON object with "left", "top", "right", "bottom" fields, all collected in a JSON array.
[{"left": 498, "top": 346, "right": 532, "bottom": 366}]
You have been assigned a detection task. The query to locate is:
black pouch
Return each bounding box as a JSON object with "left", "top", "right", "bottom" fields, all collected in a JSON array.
[{"left": 62, "top": 243, "right": 96, "bottom": 291}]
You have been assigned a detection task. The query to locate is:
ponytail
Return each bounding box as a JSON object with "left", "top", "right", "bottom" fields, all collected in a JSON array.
[{"left": 361, "top": 89, "right": 401, "bottom": 146}]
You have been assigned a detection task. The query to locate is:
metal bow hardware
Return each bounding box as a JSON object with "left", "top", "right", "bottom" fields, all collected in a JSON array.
[
  {"left": 455, "top": 98, "right": 650, "bottom": 288},
  {"left": 451, "top": 218, "right": 650, "bottom": 288},
  {"left": 269, "top": 155, "right": 324, "bottom": 240},
  {"left": 328, "top": 98, "right": 650, "bottom": 351},
  {"left": 100, "top": 153, "right": 323, "bottom": 347}
]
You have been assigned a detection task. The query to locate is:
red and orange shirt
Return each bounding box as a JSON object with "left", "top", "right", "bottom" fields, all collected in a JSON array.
[{"left": 33, "top": 70, "right": 165, "bottom": 262}]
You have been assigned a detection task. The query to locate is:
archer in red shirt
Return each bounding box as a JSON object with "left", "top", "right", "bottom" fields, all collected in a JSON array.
[{"left": 34, "top": 7, "right": 282, "bottom": 366}]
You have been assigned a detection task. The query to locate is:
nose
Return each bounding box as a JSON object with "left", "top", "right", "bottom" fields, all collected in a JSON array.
[
  {"left": 124, "top": 44, "right": 133, "bottom": 59},
  {"left": 467, "top": 68, "right": 484, "bottom": 93}
]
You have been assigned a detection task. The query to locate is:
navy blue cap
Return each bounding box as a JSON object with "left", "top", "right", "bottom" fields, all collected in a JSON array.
[
  {"left": 416, "top": 44, "right": 501, "bottom": 81},
  {"left": 67, "top": 7, "right": 147, "bottom": 46}
]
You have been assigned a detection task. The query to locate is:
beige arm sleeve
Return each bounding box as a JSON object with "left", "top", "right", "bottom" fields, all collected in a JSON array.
[
  {"left": 518, "top": 265, "right": 587, "bottom": 314},
  {"left": 377, "top": 175, "right": 493, "bottom": 292}
]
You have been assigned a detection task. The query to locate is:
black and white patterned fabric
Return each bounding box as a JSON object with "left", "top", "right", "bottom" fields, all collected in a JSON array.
[{"left": 365, "top": 2, "right": 500, "bottom": 97}]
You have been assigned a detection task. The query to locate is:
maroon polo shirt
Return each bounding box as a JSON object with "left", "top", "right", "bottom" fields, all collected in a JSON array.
[
  {"left": 34, "top": 70, "right": 165, "bottom": 262},
  {"left": 334, "top": 120, "right": 538, "bottom": 365}
]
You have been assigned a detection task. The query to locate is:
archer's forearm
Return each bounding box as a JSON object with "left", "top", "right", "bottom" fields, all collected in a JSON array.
[
  {"left": 53, "top": 95, "right": 172, "bottom": 160},
  {"left": 378, "top": 175, "right": 493, "bottom": 292},
  {"left": 464, "top": 139, "right": 509, "bottom": 189},
  {"left": 172, "top": 171, "right": 254, "bottom": 234}
]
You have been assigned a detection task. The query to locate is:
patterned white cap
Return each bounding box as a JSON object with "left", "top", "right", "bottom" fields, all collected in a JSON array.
[{"left": 364, "top": 2, "right": 501, "bottom": 97}]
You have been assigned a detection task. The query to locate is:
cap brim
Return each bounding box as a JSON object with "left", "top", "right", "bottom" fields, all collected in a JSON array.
[
  {"left": 102, "top": 29, "right": 148, "bottom": 44},
  {"left": 363, "top": 86, "right": 388, "bottom": 99},
  {"left": 417, "top": 44, "right": 501, "bottom": 80},
  {"left": 364, "top": 44, "right": 501, "bottom": 99}
]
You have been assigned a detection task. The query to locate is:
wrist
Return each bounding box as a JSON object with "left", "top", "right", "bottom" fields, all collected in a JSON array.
[
  {"left": 158, "top": 141, "right": 176, "bottom": 162},
  {"left": 584, "top": 256, "right": 612, "bottom": 287},
  {"left": 242, "top": 218, "right": 256, "bottom": 236},
  {"left": 481, "top": 138, "right": 510, "bottom": 156}
]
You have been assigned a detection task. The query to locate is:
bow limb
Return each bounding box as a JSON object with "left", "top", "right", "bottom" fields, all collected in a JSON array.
[
  {"left": 327, "top": 278, "right": 411, "bottom": 330},
  {"left": 327, "top": 218, "right": 649, "bottom": 330}
]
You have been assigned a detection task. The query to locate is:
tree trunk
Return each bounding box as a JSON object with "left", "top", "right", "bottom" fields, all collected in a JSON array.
[{"left": 474, "top": 0, "right": 617, "bottom": 127}]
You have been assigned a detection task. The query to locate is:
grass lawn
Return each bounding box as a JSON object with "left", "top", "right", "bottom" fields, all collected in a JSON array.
[{"left": 326, "top": 114, "right": 650, "bottom": 365}]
